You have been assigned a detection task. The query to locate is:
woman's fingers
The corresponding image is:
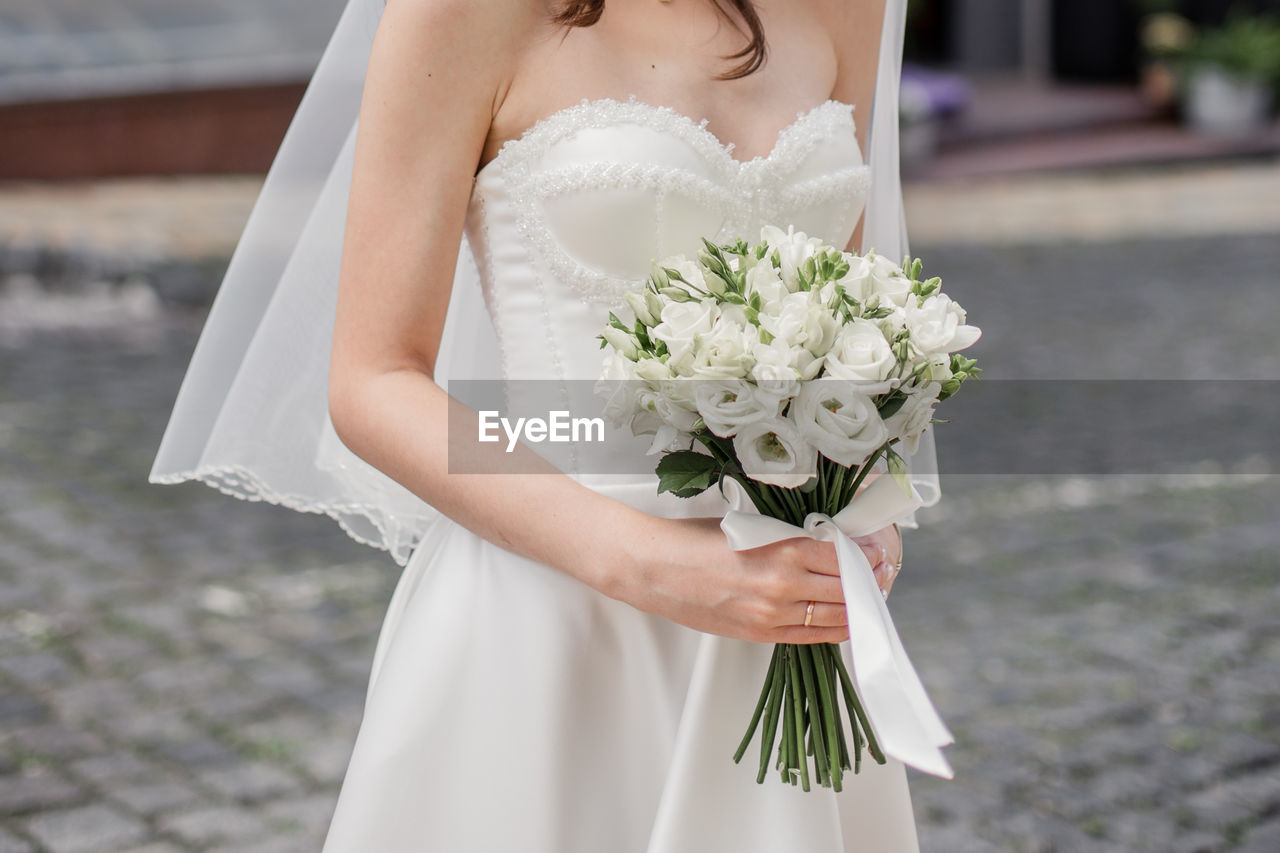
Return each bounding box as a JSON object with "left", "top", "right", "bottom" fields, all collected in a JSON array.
[
  {"left": 790, "top": 572, "right": 844, "bottom": 607},
  {"left": 793, "top": 600, "right": 847, "bottom": 628},
  {"left": 774, "top": 625, "right": 851, "bottom": 644}
]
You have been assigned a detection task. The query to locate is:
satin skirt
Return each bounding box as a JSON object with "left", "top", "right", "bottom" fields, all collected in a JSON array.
[{"left": 321, "top": 514, "right": 920, "bottom": 852}]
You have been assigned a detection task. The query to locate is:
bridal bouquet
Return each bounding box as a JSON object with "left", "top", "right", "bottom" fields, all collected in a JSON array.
[{"left": 597, "top": 226, "right": 980, "bottom": 790}]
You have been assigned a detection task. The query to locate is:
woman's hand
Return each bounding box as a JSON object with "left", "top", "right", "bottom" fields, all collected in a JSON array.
[
  {"left": 606, "top": 515, "right": 904, "bottom": 645},
  {"left": 853, "top": 523, "right": 904, "bottom": 600}
]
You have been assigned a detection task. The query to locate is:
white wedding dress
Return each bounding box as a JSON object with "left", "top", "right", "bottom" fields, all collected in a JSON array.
[{"left": 319, "top": 97, "right": 921, "bottom": 852}]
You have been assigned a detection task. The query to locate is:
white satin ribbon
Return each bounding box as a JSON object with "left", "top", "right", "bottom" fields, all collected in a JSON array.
[{"left": 719, "top": 475, "right": 954, "bottom": 779}]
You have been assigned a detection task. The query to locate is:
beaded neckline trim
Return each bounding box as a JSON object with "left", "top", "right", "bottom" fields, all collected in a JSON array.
[{"left": 476, "top": 96, "right": 857, "bottom": 181}]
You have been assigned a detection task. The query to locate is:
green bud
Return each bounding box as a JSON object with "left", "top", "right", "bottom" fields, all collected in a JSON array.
[
  {"left": 644, "top": 288, "right": 665, "bottom": 320},
  {"left": 624, "top": 291, "right": 656, "bottom": 326},
  {"left": 649, "top": 261, "right": 670, "bottom": 290}
]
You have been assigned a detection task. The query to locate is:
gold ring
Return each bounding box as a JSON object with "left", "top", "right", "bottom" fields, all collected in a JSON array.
[{"left": 804, "top": 601, "right": 815, "bottom": 628}]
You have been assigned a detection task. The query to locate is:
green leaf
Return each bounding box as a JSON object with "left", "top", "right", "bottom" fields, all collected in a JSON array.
[
  {"left": 885, "top": 448, "right": 913, "bottom": 497},
  {"left": 656, "top": 450, "right": 720, "bottom": 498}
]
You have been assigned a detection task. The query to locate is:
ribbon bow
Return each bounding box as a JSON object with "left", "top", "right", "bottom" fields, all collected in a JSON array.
[{"left": 719, "top": 474, "right": 954, "bottom": 779}]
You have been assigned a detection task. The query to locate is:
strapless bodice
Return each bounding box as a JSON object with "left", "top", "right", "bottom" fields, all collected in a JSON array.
[{"left": 463, "top": 97, "right": 872, "bottom": 383}]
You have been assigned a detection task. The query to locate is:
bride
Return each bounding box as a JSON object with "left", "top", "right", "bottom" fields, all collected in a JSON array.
[{"left": 152, "top": 0, "right": 944, "bottom": 849}]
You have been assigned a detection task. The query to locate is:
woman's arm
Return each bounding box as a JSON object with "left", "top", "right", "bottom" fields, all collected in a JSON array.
[
  {"left": 826, "top": 0, "right": 887, "bottom": 256},
  {"left": 328, "top": 0, "right": 860, "bottom": 644}
]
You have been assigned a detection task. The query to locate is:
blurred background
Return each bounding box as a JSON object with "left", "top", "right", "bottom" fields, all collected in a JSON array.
[{"left": 1, "top": 1, "right": 1277, "bottom": 851}]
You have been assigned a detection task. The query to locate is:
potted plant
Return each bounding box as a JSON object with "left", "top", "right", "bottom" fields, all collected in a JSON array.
[
  {"left": 1136, "top": 2, "right": 1195, "bottom": 112},
  {"left": 1178, "top": 13, "right": 1280, "bottom": 136}
]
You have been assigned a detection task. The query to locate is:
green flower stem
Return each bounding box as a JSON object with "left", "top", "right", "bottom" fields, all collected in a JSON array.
[
  {"left": 828, "top": 647, "right": 852, "bottom": 772},
  {"left": 834, "top": 652, "right": 887, "bottom": 765},
  {"left": 757, "top": 645, "right": 787, "bottom": 784},
  {"left": 797, "top": 645, "right": 831, "bottom": 788},
  {"left": 779, "top": 663, "right": 794, "bottom": 781},
  {"left": 841, "top": 447, "right": 886, "bottom": 508},
  {"left": 786, "top": 646, "right": 810, "bottom": 791},
  {"left": 735, "top": 645, "right": 780, "bottom": 764},
  {"left": 827, "top": 462, "right": 848, "bottom": 516},
  {"left": 812, "top": 644, "right": 845, "bottom": 791}
]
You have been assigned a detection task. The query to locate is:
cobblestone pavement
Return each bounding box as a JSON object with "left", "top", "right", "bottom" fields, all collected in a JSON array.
[{"left": 1, "top": 229, "right": 1278, "bottom": 852}]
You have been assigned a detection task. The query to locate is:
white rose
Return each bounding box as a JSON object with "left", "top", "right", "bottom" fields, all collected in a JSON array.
[
  {"left": 867, "top": 253, "right": 914, "bottom": 307},
  {"left": 750, "top": 336, "right": 800, "bottom": 383},
  {"left": 822, "top": 319, "right": 897, "bottom": 394},
  {"left": 652, "top": 298, "right": 719, "bottom": 371},
  {"left": 760, "top": 225, "right": 822, "bottom": 291},
  {"left": 732, "top": 415, "right": 818, "bottom": 488},
  {"left": 688, "top": 315, "right": 753, "bottom": 379},
  {"left": 596, "top": 351, "right": 641, "bottom": 424},
  {"left": 632, "top": 385, "right": 700, "bottom": 454},
  {"left": 757, "top": 292, "right": 840, "bottom": 358},
  {"left": 745, "top": 263, "right": 788, "bottom": 312},
  {"left": 904, "top": 293, "right": 981, "bottom": 355},
  {"left": 659, "top": 378, "right": 700, "bottom": 416},
  {"left": 837, "top": 254, "right": 875, "bottom": 302},
  {"left": 792, "top": 380, "right": 889, "bottom": 467},
  {"left": 694, "top": 379, "right": 785, "bottom": 438},
  {"left": 884, "top": 381, "right": 941, "bottom": 456}
]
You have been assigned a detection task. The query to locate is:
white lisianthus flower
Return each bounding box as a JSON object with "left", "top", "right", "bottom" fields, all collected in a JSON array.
[
  {"left": 884, "top": 381, "right": 941, "bottom": 456},
  {"left": 750, "top": 336, "right": 801, "bottom": 383},
  {"left": 688, "top": 314, "right": 753, "bottom": 379},
  {"left": 904, "top": 293, "right": 982, "bottom": 355},
  {"left": 733, "top": 416, "right": 818, "bottom": 488},
  {"left": 693, "top": 379, "right": 785, "bottom": 438},
  {"left": 867, "top": 252, "right": 914, "bottom": 307},
  {"left": 822, "top": 318, "right": 898, "bottom": 394},
  {"left": 760, "top": 225, "right": 822, "bottom": 291},
  {"left": 652, "top": 298, "right": 720, "bottom": 372},
  {"left": 792, "top": 379, "right": 890, "bottom": 467},
  {"left": 745, "top": 263, "right": 788, "bottom": 313}
]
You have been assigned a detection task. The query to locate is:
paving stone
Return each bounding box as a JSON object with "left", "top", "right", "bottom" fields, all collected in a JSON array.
[
  {"left": 23, "top": 804, "right": 147, "bottom": 853},
  {"left": 3, "top": 724, "right": 103, "bottom": 760},
  {"left": 0, "top": 771, "right": 83, "bottom": 816},
  {"left": 158, "top": 805, "right": 270, "bottom": 846},
  {"left": 0, "top": 652, "right": 77, "bottom": 687},
  {"left": 67, "top": 753, "right": 151, "bottom": 785},
  {"left": 0, "top": 826, "right": 35, "bottom": 853},
  {"left": 1239, "top": 818, "right": 1280, "bottom": 853},
  {"left": 198, "top": 761, "right": 303, "bottom": 803},
  {"left": 105, "top": 778, "right": 202, "bottom": 817}
]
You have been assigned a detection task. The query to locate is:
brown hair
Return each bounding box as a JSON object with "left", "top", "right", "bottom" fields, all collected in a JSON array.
[{"left": 553, "top": 0, "right": 766, "bottom": 79}]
